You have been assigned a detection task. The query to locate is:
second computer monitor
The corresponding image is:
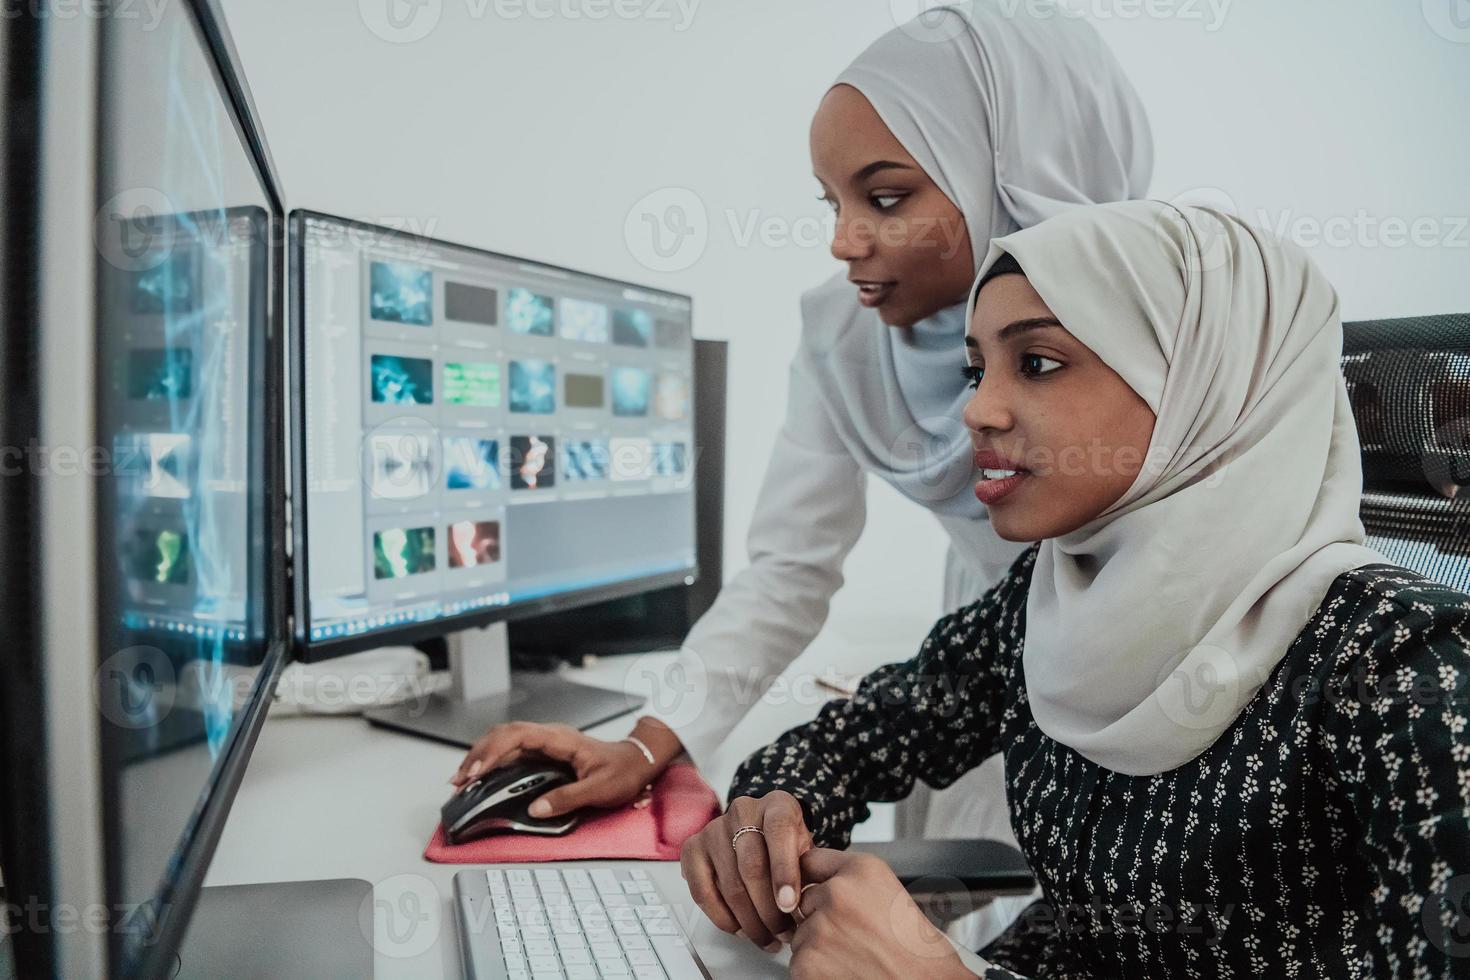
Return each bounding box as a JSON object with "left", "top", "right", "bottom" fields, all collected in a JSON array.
[{"left": 292, "top": 211, "right": 697, "bottom": 659}]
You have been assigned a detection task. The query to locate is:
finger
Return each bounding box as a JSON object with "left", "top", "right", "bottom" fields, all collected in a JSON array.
[
  {"left": 527, "top": 773, "right": 618, "bottom": 818},
  {"left": 709, "top": 828, "right": 780, "bottom": 950},
  {"left": 797, "top": 846, "right": 850, "bottom": 885},
  {"left": 681, "top": 840, "right": 740, "bottom": 935},
  {"left": 451, "top": 724, "right": 535, "bottom": 783},
  {"left": 731, "top": 830, "right": 793, "bottom": 941},
  {"left": 762, "top": 797, "right": 810, "bottom": 913}
]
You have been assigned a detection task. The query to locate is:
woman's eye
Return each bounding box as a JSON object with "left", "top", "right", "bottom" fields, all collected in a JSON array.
[
  {"left": 872, "top": 194, "right": 904, "bottom": 210},
  {"left": 961, "top": 364, "right": 984, "bottom": 390},
  {"left": 1021, "top": 353, "right": 1063, "bottom": 376}
]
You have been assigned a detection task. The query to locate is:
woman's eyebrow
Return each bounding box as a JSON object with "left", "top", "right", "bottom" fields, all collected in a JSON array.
[
  {"left": 965, "top": 317, "right": 1066, "bottom": 348},
  {"left": 851, "top": 160, "right": 915, "bottom": 182}
]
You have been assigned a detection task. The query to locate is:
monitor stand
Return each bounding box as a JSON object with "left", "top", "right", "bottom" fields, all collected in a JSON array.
[
  {"left": 175, "top": 878, "right": 374, "bottom": 978},
  {"left": 363, "top": 622, "right": 643, "bottom": 747}
]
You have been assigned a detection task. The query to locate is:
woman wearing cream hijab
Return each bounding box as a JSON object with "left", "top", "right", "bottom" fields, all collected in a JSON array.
[
  {"left": 686, "top": 200, "right": 1470, "bottom": 977},
  {"left": 455, "top": 0, "right": 1151, "bottom": 949}
]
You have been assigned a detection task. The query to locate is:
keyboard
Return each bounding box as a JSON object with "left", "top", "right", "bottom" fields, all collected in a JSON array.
[{"left": 453, "top": 866, "right": 709, "bottom": 980}]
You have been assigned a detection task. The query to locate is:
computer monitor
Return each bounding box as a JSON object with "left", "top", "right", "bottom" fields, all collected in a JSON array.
[
  {"left": 0, "top": 2, "right": 373, "bottom": 978},
  {"left": 290, "top": 211, "right": 699, "bottom": 744}
]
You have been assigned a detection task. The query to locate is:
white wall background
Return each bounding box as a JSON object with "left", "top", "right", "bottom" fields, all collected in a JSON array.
[{"left": 223, "top": 0, "right": 1470, "bottom": 651}]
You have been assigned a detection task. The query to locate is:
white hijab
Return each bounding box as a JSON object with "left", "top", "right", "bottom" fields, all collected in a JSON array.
[
  {"left": 801, "top": 0, "right": 1153, "bottom": 517},
  {"left": 965, "top": 200, "right": 1389, "bottom": 776}
]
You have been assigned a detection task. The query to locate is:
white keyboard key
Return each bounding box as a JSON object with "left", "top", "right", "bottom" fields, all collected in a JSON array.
[
  {"left": 522, "top": 926, "right": 551, "bottom": 941},
  {"left": 603, "top": 894, "right": 630, "bottom": 907},
  {"left": 635, "top": 905, "right": 669, "bottom": 920},
  {"left": 636, "top": 881, "right": 657, "bottom": 894},
  {"left": 625, "top": 949, "right": 659, "bottom": 966},
  {"left": 564, "top": 869, "right": 591, "bottom": 887},
  {"left": 501, "top": 938, "right": 522, "bottom": 954},
  {"left": 527, "top": 955, "right": 560, "bottom": 972},
  {"left": 632, "top": 966, "right": 666, "bottom": 980},
  {"left": 597, "top": 959, "right": 630, "bottom": 977},
  {"left": 619, "top": 935, "right": 651, "bottom": 951},
  {"left": 592, "top": 870, "right": 620, "bottom": 893},
  {"left": 629, "top": 869, "right": 649, "bottom": 880},
  {"left": 508, "top": 870, "right": 534, "bottom": 885},
  {"left": 621, "top": 880, "right": 643, "bottom": 895},
  {"left": 569, "top": 887, "right": 598, "bottom": 905},
  {"left": 559, "top": 947, "right": 592, "bottom": 965},
  {"left": 564, "top": 968, "right": 597, "bottom": 980},
  {"left": 531, "top": 972, "right": 564, "bottom": 980},
  {"left": 643, "top": 920, "right": 678, "bottom": 936},
  {"left": 525, "top": 939, "right": 557, "bottom": 956},
  {"left": 506, "top": 954, "right": 529, "bottom": 973},
  {"left": 590, "top": 941, "right": 622, "bottom": 958},
  {"left": 487, "top": 870, "right": 507, "bottom": 885},
  {"left": 508, "top": 972, "right": 529, "bottom": 980}
]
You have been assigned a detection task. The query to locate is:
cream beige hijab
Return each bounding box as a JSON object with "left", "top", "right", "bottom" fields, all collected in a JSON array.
[{"left": 965, "top": 200, "right": 1388, "bottom": 776}]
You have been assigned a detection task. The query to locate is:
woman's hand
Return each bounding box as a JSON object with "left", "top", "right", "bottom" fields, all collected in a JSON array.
[
  {"left": 789, "top": 848, "right": 975, "bottom": 980},
  {"left": 449, "top": 717, "right": 681, "bottom": 818},
  {"left": 679, "top": 791, "right": 813, "bottom": 953}
]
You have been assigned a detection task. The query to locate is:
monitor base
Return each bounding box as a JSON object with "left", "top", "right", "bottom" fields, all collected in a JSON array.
[
  {"left": 363, "top": 670, "right": 643, "bottom": 747},
  {"left": 176, "top": 878, "right": 374, "bottom": 978}
]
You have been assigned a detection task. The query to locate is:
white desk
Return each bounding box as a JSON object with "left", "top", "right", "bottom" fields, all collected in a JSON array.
[
  {"left": 203, "top": 649, "right": 853, "bottom": 978},
  {"left": 203, "top": 642, "right": 993, "bottom": 978}
]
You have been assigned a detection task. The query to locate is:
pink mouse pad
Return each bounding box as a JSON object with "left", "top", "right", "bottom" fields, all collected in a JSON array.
[{"left": 424, "top": 763, "right": 721, "bottom": 864}]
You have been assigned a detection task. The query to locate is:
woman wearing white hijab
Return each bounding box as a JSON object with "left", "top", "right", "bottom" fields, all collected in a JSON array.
[
  {"left": 454, "top": 0, "right": 1150, "bottom": 948},
  {"left": 686, "top": 199, "right": 1470, "bottom": 977}
]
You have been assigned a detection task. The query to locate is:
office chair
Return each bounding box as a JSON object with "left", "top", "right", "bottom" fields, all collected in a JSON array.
[{"left": 1342, "top": 313, "right": 1470, "bottom": 590}]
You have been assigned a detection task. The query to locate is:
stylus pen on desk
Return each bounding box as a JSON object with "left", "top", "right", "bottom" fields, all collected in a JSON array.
[{"left": 815, "top": 674, "right": 860, "bottom": 697}]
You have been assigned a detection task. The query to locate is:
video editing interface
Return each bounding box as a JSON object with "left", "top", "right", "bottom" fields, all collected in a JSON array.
[
  {"left": 105, "top": 210, "right": 259, "bottom": 645},
  {"left": 299, "top": 214, "right": 697, "bottom": 642}
]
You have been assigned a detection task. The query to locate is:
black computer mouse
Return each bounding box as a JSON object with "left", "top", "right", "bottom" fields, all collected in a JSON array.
[{"left": 441, "top": 759, "right": 581, "bottom": 844}]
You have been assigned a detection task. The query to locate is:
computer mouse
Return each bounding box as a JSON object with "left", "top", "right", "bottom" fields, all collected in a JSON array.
[{"left": 441, "top": 759, "right": 581, "bottom": 844}]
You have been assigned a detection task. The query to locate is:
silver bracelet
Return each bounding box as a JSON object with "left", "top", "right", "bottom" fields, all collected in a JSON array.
[{"left": 622, "top": 735, "right": 656, "bottom": 766}]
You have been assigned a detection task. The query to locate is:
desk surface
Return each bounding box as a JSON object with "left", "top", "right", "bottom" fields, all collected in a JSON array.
[
  {"left": 205, "top": 652, "right": 819, "bottom": 978},
  {"left": 203, "top": 644, "right": 989, "bottom": 978}
]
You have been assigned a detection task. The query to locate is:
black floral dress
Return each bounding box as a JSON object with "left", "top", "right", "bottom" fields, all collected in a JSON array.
[{"left": 730, "top": 543, "right": 1470, "bottom": 978}]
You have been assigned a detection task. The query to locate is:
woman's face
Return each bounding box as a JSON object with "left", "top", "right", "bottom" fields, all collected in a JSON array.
[
  {"left": 963, "top": 272, "right": 1156, "bottom": 541},
  {"left": 810, "top": 84, "right": 974, "bottom": 328}
]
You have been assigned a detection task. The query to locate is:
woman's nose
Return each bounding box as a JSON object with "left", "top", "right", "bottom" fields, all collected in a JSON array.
[
  {"left": 962, "top": 373, "right": 1013, "bottom": 434},
  {"left": 830, "top": 214, "right": 875, "bottom": 262}
]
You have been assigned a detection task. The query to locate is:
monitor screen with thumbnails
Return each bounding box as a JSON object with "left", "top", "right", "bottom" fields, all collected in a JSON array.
[{"left": 291, "top": 211, "right": 698, "bottom": 656}]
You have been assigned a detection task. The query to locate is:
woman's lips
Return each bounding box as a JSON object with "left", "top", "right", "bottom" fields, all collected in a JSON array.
[
  {"left": 973, "top": 450, "right": 1030, "bottom": 505},
  {"left": 974, "top": 470, "right": 1029, "bottom": 505},
  {"left": 852, "top": 280, "right": 894, "bottom": 308}
]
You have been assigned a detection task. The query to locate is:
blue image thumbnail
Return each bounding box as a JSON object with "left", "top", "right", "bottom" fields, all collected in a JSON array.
[
  {"left": 610, "top": 367, "right": 651, "bottom": 417},
  {"left": 445, "top": 437, "right": 500, "bottom": 491},
  {"left": 506, "top": 288, "right": 555, "bottom": 336},
  {"left": 370, "top": 354, "right": 434, "bottom": 405},
  {"left": 369, "top": 261, "right": 433, "bottom": 326},
  {"left": 509, "top": 359, "right": 556, "bottom": 414},
  {"left": 655, "top": 442, "right": 687, "bottom": 476},
  {"left": 612, "top": 308, "right": 653, "bottom": 347},
  {"left": 563, "top": 440, "right": 610, "bottom": 482}
]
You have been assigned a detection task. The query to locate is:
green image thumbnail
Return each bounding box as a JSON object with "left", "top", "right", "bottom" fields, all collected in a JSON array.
[{"left": 443, "top": 361, "right": 501, "bottom": 407}]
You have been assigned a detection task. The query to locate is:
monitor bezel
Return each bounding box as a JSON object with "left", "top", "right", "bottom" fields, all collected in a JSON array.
[
  {"left": 92, "top": 1, "right": 290, "bottom": 977},
  {"left": 288, "top": 208, "right": 700, "bottom": 662}
]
